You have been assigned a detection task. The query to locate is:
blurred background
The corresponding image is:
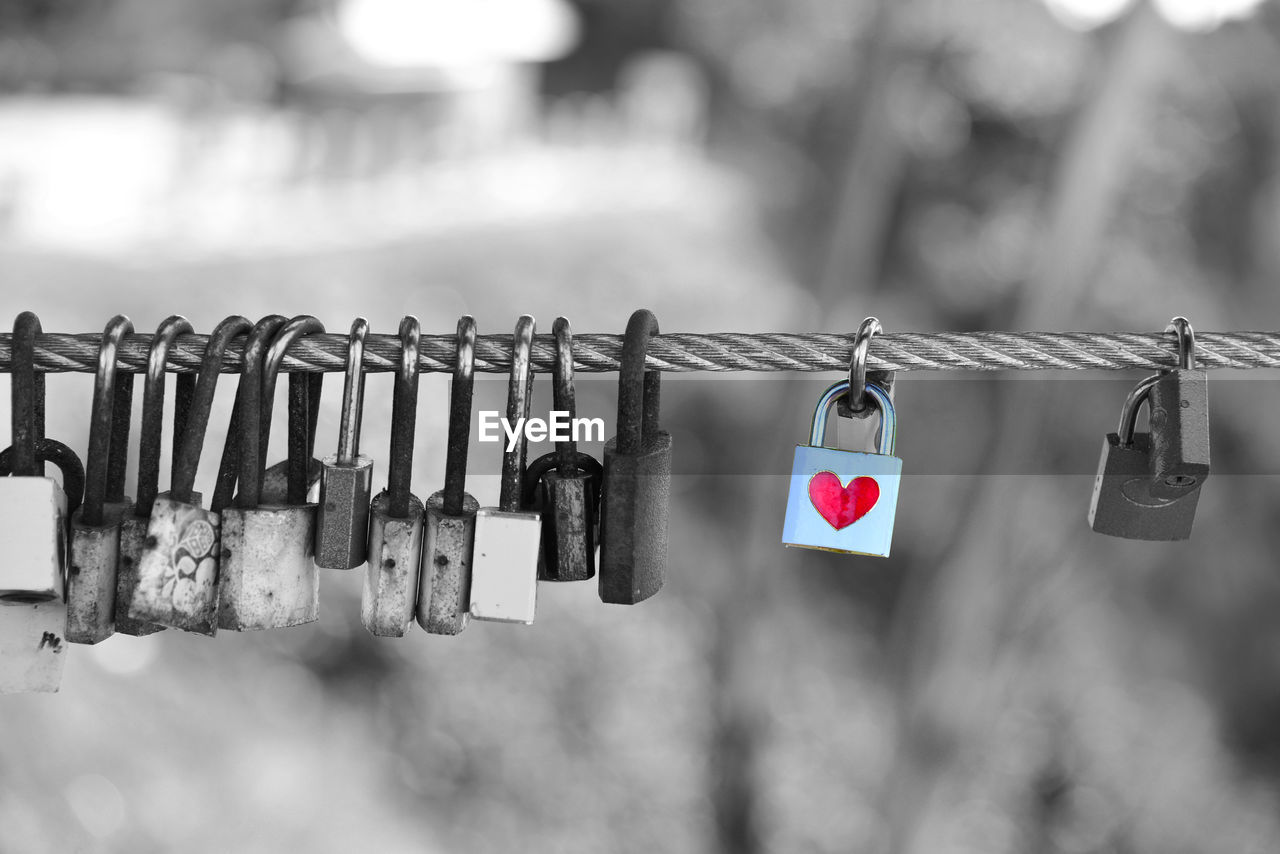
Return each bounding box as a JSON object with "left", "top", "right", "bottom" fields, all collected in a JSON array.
[{"left": 4, "top": 0, "right": 1280, "bottom": 851}]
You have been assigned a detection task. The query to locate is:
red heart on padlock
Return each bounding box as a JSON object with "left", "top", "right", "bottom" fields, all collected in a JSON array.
[{"left": 808, "top": 472, "right": 880, "bottom": 530}]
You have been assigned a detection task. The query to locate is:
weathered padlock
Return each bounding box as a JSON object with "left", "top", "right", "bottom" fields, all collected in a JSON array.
[
  {"left": 598, "top": 309, "right": 672, "bottom": 604},
  {"left": 416, "top": 316, "right": 479, "bottom": 636},
  {"left": 316, "top": 318, "right": 374, "bottom": 570},
  {"left": 116, "top": 316, "right": 195, "bottom": 636},
  {"left": 0, "top": 312, "right": 68, "bottom": 602},
  {"left": 523, "top": 317, "right": 602, "bottom": 582},
  {"left": 781, "top": 380, "right": 902, "bottom": 557},
  {"left": 67, "top": 315, "right": 135, "bottom": 644},
  {"left": 219, "top": 316, "right": 325, "bottom": 631},
  {"left": 469, "top": 315, "right": 542, "bottom": 624},
  {"left": 362, "top": 317, "right": 424, "bottom": 637},
  {"left": 130, "top": 315, "right": 255, "bottom": 635},
  {"left": 0, "top": 438, "right": 83, "bottom": 693}
]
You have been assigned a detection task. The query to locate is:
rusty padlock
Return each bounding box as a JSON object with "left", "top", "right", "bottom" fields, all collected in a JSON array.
[
  {"left": 0, "top": 437, "right": 83, "bottom": 693},
  {"left": 67, "top": 315, "right": 135, "bottom": 644},
  {"left": 316, "top": 318, "right": 374, "bottom": 569},
  {"left": 416, "top": 316, "right": 479, "bottom": 636},
  {"left": 523, "top": 317, "right": 602, "bottom": 582},
  {"left": 116, "top": 316, "right": 196, "bottom": 636},
  {"left": 131, "top": 315, "right": 255, "bottom": 635},
  {"left": 363, "top": 317, "right": 424, "bottom": 638},
  {"left": 469, "top": 315, "right": 542, "bottom": 625},
  {"left": 598, "top": 309, "right": 672, "bottom": 605},
  {"left": 219, "top": 316, "right": 324, "bottom": 631}
]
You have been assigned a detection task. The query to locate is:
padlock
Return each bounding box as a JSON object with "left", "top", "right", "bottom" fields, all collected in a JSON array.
[
  {"left": 523, "top": 317, "right": 602, "bottom": 582},
  {"left": 67, "top": 315, "right": 135, "bottom": 644},
  {"left": 219, "top": 316, "right": 325, "bottom": 631},
  {"left": 0, "top": 312, "right": 68, "bottom": 602},
  {"left": 470, "top": 315, "right": 542, "bottom": 624},
  {"left": 599, "top": 309, "right": 672, "bottom": 604},
  {"left": 116, "top": 316, "right": 194, "bottom": 636},
  {"left": 781, "top": 380, "right": 902, "bottom": 556},
  {"left": 130, "top": 315, "right": 256, "bottom": 635},
  {"left": 0, "top": 437, "right": 82, "bottom": 693},
  {"left": 1088, "top": 375, "right": 1209, "bottom": 540},
  {"left": 362, "top": 317, "right": 424, "bottom": 637},
  {"left": 316, "top": 318, "right": 374, "bottom": 569},
  {"left": 416, "top": 316, "right": 479, "bottom": 635}
]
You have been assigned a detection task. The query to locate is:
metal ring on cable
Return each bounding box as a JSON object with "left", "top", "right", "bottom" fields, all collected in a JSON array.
[
  {"left": 1165, "top": 316, "right": 1194, "bottom": 370},
  {"left": 846, "top": 317, "right": 882, "bottom": 414}
]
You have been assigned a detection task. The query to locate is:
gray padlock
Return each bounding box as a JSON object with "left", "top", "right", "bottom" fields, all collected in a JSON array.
[
  {"left": 0, "top": 436, "right": 83, "bottom": 693},
  {"left": 470, "top": 315, "right": 542, "bottom": 625},
  {"left": 0, "top": 312, "right": 70, "bottom": 603},
  {"left": 599, "top": 309, "right": 672, "bottom": 605},
  {"left": 68, "top": 315, "right": 135, "bottom": 644},
  {"left": 416, "top": 315, "right": 479, "bottom": 635},
  {"left": 316, "top": 317, "right": 374, "bottom": 570},
  {"left": 523, "top": 317, "right": 602, "bottom": 582},
  {"left": 131, "top": 315, "right": 255, "bottom": 636},
  {"left": 116, "top": 316, "right": 194, "bottom": 636},
  {"left": 362, "top": 316, "right": 424, "bottom": 637},
  {"left": 219, "top": 316, "right": 325, "bottom": 631},
  {"left": 1146, "top": 369, "right": 1209, "bottom": 501}
]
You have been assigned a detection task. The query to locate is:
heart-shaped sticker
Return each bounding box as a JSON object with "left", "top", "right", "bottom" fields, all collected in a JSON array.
[{"left": 808, "top": 471, "right": 880, "bottom": 530}]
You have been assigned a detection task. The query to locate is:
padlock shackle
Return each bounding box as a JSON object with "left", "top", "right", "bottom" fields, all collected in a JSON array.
[
  {"left": 10, "top": 311, "right": 45, "bottom": 478},
  {"left": 233, "top": 315, "right": 290, "bottom": 509},
  {"left": 1166, "top": 317, "right": 1195, "bottom": 371},
  {"left": 135, "top": 315, "right": 194, "bottom": 515},
  {"left": 262, "top": 316, "right": 325, "bottom": 506},
  {"left": 0, "top": 437, "right": 85, "bottom": 518},
  {"left": 387, "top": 315, "right": 421, "bottom": 518},
  {"left": 499, "top": 315, "right": 536, "bottom": 512},
  {"left": 335, "top": 317, "right": 369, "bottom": 466},
  {"left": 442, "top": 315, "right": 475, "bottom": 516},
  {"left": 551, "top": 316, "right": 578, "bottom": 472},
  {"left": 1116, "top": 374, "right": 1161, "bottom": 447},
  {"left": 845, "top": 317, "right": 882, "bottom": 415},
  {"left": 172, "top": 315, "right": 254, "bottom": 505},
  {"left": 616, "top": 309, "right": 660, "bottom": 457},
  {"left": 82, "top": 314, "right": 134, "bottom": 525},
  {"left": 810, "top": 380, "right": 895, "bottom": 456}
]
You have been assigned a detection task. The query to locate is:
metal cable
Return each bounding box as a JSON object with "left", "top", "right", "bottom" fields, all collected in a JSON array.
[{"left": 3, "top": 330, "right": 1280, "bottom": 374}]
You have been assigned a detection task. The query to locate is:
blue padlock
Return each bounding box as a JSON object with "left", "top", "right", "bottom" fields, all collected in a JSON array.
[{"left": 782, "top": 380, "right": 901, "bottom": 557}]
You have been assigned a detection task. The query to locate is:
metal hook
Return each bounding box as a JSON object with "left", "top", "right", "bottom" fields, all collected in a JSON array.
[
  {"left": 442, "top": 316, "right": 476, "bottom": 517},
  {"left": 1166, "top": 316, "right": 1195, "bottom": 371},
  {"left": 11, "top": 311, "right": 44, "bottom": 478},
  {"left": 844, "top": 317, "right": 882, "bottom": 415},
  {"left": 552, "top": 317, "right": 578, "bottom": 474},
  {"left": 83, "top": 315, "right": 134, "bottom": 526},
  {"left": 387, "top": 315, "right": 421, "bottom": 518},
  {"left": 263, "top": 316, "right": 325, "bottom": 506},
  {"left": 336, "top": 318, "right": 369, "bottom": 466},
  {"left": 135, "top": 315, "right": 194, "bottom": 515},
  {"left": 500, "top": 316, "right": 535, "bottom": 511}
]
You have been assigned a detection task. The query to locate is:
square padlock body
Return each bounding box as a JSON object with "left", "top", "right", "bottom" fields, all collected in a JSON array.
[
  {"left": 599, "top": 432, "right": 672, "bottom": 604},
  {"left": 218, "top": 504, "right": 319, "bottom": 630},
  {"left": 316, "top": 454, "right": 374, "bottom": 570},
  {"left": 1147, "top": 371, "right": 1210, "bottom": 500},
  {"left": 469, "top": 508, "right": 541, "bottom": 624},
  {"left": 130, "top": 493, "right": 220, "bottom": 635},
  {"left": 782, "top": 445, "right": 903, "bottom": 557},
  {"left": 417, "top": 490, "right": 478, "bottom": 635},
  {"left": 538, "top": 469, "right": 597, "bottom": 582},
  {"left": 0, "top": 600, "right": 67, "bottom": 694},
  {"left": 67, "top": 506, "right": 127, "bottom": 644},
  {"left": 0, "top": 477, "right": 67, "bottom": 601},
  {"left": 362, "top": 491, "right": 423, "bottom": 638},
  {"left": 1088, "top": 432, "right": 1200, "bottom": 541}
]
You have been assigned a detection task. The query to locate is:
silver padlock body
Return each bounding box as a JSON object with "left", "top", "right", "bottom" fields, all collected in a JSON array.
[
  {"left": 417, "top": 490, "right": 478, "bottom": 635},
  {"left": 1148, "top": 370, "right": 1210, "bottom": 500},
  {"left": 67, "top": 504, "right": 128, "bottom": 645},
  {"left": 1088, "top": 433, "right": 1201, "bottom": 541},
  {"left": 0, "top": 600, "right": 67, "bottom": 693},
  {"left": 599, "top": 432, "right": 672, "bottom": 605},
  {"left": 117, "top": 490, "right": 204, "bottom": 637},
  {"left": 537, "top": 470, "right": 597, "bottom": 582},
  {"left": 218, "top": 504, "right": 319, "bottom": 630},
  {"left": 129, "top": 493, "right": 222, "bottom": 635},
  {"left": 469, "top": 508, "right": 541, "bottom": 624},
  {"left": 315, "top": 454, "right": 373, "bottom": 570},
  {"left": 0, "top": 477, "right": 67, "bottom": 602},
  {"left": 361, "top": 491, "right": 423, "bottom": 637}
]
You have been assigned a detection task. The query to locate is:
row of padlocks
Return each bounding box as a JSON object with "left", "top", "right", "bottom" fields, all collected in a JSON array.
[{"left": 0, "top": 310, "right": 671, "bottom": 694}]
